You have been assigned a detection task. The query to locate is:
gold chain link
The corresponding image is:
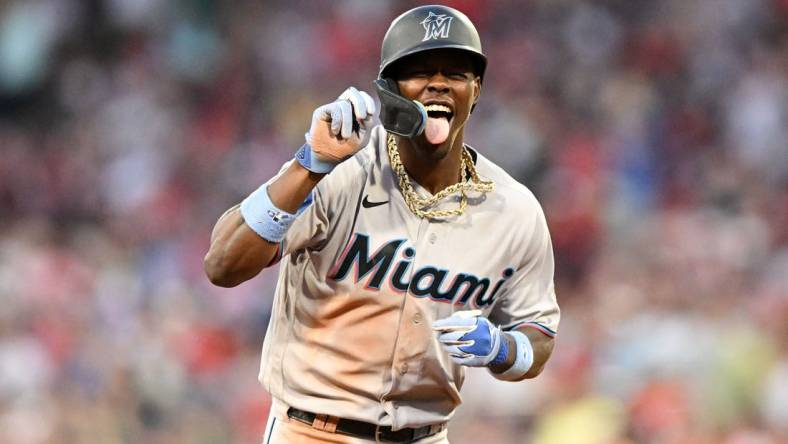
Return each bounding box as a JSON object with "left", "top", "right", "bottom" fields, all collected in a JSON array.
[{"left": 387, "top": 133, "right": 494, "bottom": 219}]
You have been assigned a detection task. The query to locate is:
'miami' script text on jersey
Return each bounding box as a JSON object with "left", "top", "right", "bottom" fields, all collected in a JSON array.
[{"left": 329, "top": 233, "right": 516, "bottom": 307}]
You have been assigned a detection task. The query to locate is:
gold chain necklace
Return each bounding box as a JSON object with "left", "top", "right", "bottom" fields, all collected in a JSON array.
[{"left": 387, "top": 133, "right": 494, "bottom": 219}]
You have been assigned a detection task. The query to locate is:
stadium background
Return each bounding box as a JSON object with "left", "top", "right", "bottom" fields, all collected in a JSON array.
[{"left": 0, "top": 0, "right": 786, "bottom": 443}]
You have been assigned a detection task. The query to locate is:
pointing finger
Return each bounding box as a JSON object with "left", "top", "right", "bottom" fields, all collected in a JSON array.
[
  {"left": 337, "top": 100, "right": 353, "bottom": 139},
  {"left": 432, "top": 316, "right": 476, "bottom": 331}
]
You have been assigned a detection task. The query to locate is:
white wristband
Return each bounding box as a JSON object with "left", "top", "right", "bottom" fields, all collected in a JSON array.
[
  {"left": 490, "top": 331, "right": 534, "bottom": 381},
  {"left": 240, "top": 184, "right": 302, "bottom": 242}
]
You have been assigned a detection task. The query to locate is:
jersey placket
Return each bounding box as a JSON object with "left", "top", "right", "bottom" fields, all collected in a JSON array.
[{"left": 380, "top": 210, "right": 440, "bottom": 425}]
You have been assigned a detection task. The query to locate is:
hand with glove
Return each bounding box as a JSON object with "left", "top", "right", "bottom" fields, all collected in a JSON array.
[
  {"left": 297, "top": 86, "right": 376, "bottom": 174},
  {"left": 433, "top": 310, "right": 535, "bottom": 380},
  {"left": 432, "top": 310, "right": 508, "bottom": 367}
]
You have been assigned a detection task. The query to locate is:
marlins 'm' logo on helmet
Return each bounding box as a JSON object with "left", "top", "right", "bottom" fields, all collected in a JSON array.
[{"left": 421, "top": 12, "right": 453, "bottom": 41}]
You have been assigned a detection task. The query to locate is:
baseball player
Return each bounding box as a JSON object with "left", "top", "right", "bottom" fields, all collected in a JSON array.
[{"left": 205, "top": 5, "right": 559, "bottom": 443}]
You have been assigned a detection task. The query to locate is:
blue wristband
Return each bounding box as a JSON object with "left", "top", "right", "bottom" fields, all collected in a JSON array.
[
  {"left": 240, "top": 184, "right": 299, "bottom": 242},
  {"left": 490, "top": 333, "right": 510, "bottom": 367},
  {"left": 295, "top": 143, "right": 336, "bottom": 174}
]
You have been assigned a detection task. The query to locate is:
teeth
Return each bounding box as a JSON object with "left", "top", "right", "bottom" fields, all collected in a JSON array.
[{"left": 425, "top": 104, "right": 452, "bottom": 114}]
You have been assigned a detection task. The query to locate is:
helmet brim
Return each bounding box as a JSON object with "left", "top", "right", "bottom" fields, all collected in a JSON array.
[{"left": 379, "top": 45, "right": 487, "bottom": 81}]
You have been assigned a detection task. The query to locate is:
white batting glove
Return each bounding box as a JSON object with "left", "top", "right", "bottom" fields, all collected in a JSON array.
[
  {"left": 433, "top": 310, "right": 508, "bottom": 368},
  {"left": 300, "top": 87, "right": 375, "bottom": 172}
]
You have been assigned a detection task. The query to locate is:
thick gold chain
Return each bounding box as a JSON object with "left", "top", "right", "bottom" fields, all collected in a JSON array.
[{"left": 387, "top": 133, "right": 494, "bottom": 219}]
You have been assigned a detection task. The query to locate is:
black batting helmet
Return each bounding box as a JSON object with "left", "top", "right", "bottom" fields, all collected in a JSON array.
[{"left": 379, "top": 5, "right": 487, "bottom": 81}]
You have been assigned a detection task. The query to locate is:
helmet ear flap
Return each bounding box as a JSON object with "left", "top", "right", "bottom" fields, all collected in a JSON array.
[
  {"left": 380, "top": 77, "right": 400, "bottom": 94},
  {"left": 374, "top": 78, "right": 427, "bottom": 139}
]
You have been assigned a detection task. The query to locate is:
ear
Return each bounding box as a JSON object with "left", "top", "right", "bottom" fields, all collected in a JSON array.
[{"left": 472, "top": 76, "right": 481, "bottom": 105}]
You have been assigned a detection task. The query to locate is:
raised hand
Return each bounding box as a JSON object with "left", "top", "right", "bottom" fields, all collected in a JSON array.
[{"left": 305, "top": 87, "right": 376, "bottom": 167}]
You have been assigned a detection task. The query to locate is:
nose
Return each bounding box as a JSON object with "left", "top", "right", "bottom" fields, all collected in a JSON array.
[{"left": 426, "top": 72, "right": 450, "bottom": 93}]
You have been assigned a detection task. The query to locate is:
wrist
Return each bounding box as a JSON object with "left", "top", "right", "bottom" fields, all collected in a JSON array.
[
  {"left": 296, "top": 142, "right": 337, "bottom": 174},
  {"left": 289, "top": 157, "right": 329, "bottom": 185},
  {"left": 489, "top": 331, "right": 534, "bottom": 381},
  {"left": 488, "top": 332, "right": 514, "bottom": 372}
]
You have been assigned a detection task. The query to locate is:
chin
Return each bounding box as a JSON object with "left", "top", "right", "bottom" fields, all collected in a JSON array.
[{"left": 414, "top": 136, "right": 452, "bottom": 160}]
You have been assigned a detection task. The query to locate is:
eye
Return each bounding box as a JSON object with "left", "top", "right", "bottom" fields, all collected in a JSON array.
[
  {"left": 402, "top": 68, "right": 429, "bottom": 77},
  {"left": 448, "top": 72, "right": 469, "bottom": 80}
]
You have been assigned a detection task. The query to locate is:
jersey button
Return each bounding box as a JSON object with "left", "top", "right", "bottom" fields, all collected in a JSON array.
[
  {"left": 413, "top": 313, "right": 422, "bottom": 324},
  {"left": 429, "top": 233, "right": 437, "bottom": 244},
  {"left": 399, "top": 363, "right": 409, "bottom": 375}
]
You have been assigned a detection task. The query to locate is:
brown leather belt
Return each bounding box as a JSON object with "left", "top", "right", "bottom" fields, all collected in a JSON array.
[{"left": 286, "top": 407, "right": 443, "bottom": 443}]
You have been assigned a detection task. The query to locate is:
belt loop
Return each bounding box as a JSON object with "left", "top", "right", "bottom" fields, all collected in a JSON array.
[
  {"left": 312, "top": 414, "right": 327, "bottom": 431},
  {"left": 312, "top": 414, "right": 339, "bottom": 433},
  {"left": 324, "top": 415, "right": 339, "bottom": 433},
  {"left": 375, "top": 424, "right": 382, "bottom": 443}
]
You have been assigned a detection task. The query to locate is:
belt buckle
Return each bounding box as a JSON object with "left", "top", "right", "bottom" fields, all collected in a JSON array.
[{"left": 375, "top": 424, "right": 399, "bottom": 443}]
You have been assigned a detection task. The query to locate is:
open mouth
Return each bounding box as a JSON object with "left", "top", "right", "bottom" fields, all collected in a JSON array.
[
  {"left": 424, "top": 104, "right": 454, "bottom": 122},
  {"left": 421, "top": 103, "right": 454, "bottom": 145}
]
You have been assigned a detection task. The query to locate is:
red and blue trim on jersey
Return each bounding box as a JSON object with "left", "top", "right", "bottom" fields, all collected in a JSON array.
[{"left": 504, "top": 321, "right": 557, "bottom": 338}]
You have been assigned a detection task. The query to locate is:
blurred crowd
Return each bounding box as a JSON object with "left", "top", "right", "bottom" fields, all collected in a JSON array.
[{"left": 0, "top": 0, "right": 786, "bottom": 443}]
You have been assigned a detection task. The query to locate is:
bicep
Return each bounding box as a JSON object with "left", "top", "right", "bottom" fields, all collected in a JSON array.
[{"left": 205, "top": 205, "right": 280, "bottom": 286}]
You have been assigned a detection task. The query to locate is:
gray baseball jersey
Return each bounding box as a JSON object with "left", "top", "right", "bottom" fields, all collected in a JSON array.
[{"left": 258, "top": 125, "right": 559, "bottom": 430}]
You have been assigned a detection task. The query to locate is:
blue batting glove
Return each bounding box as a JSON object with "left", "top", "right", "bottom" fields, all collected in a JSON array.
[{"left": 433, "top": 310, "right": 508, "bottom": 367}]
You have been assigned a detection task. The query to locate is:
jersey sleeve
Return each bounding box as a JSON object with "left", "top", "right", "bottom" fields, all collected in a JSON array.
[
  {"left": 280, "top": 184, "right": 330, "bottom": 257},
  {"left": 488, "top": 200, "right": 559, "bottom": 337}
]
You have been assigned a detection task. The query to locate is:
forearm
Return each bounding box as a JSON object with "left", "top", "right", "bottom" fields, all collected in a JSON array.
[
  {"left": 489, "top": 328, "right": 555, "bottom": 380},
  {"left": 267, "top": 162, "right": 326, "bottom": 213},
  {"left": 520, "top": 328, "right": 555, "bottom": 378},
  {"left": 204, "top": 162, "right": 324, "bottom": 287}
]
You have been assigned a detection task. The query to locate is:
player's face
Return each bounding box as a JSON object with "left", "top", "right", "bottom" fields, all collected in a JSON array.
[{"left": 392, "top": 49, "right": 481, "bottom": 155}]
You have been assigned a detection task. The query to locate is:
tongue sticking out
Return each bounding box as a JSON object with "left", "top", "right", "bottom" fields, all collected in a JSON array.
[{"left": 425, "top": 116, "right": 450, "bottom": 145}]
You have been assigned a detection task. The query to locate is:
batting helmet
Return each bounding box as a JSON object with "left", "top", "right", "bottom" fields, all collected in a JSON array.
[{"left": 378, "top": 5, "right": 487, "bottom": 81}]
